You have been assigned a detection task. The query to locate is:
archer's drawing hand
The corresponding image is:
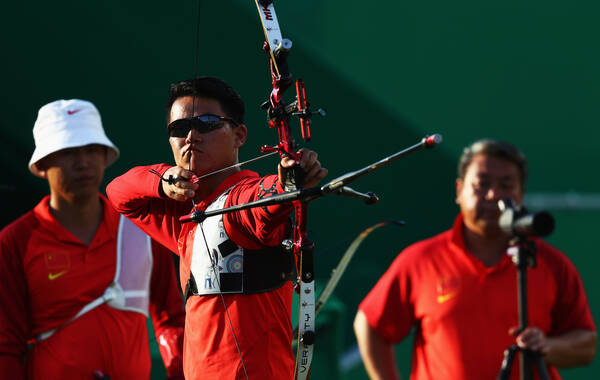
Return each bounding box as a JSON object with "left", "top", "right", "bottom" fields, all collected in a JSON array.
[
  {"left": 160, "top": 166, "right": 199, "bottom": 201},
  {"left": 278, "top": 148, "right": 328, "bottom": 189}
]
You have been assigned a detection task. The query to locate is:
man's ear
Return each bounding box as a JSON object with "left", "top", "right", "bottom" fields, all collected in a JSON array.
[
  {"left": 455, "top": 178, "right": 463, "bottom": 204},
  {"left": 33, "top": 161, "right": 49, "bottom": 179},
  {"left": 233, "top": 124, "right": 247, "bottom": 148}
]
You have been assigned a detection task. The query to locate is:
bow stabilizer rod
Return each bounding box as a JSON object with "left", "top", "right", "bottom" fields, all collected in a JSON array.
[
  {"left": 321, "top": 134, "right": 442, "bottom": 194},
  {"left": 180, "top": 134, "right": 443, "bottom": 224}
]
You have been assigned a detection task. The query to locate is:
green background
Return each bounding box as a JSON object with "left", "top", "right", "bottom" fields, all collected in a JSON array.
[{"left": 2, "top": 1, "right": 598, "bottom": 378}]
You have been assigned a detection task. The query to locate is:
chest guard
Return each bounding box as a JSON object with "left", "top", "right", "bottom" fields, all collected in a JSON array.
[
  {"left": 107, "top": 215, "right": 153, "bottom": 316},
  {"left": 186, "top": 189, "right": 293, "bottom": 299},
  {"left": 37, "top": 215, "right": 153, "bottom": 341}
]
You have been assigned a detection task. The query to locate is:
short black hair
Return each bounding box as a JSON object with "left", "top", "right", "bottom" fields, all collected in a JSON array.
[
  {"left": 166, "top": 77, "right": 245, "bottom": 124},
  {"left": 458, "top": 139, "right": 528, "bottom": 185}
]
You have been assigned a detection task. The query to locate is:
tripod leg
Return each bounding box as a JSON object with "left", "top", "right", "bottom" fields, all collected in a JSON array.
[
  {"left": 497, "top": 344, "right": 519, "bottom": 380},
  {"left": 532, "top": 351, "right": 550, "bottom": 380}
]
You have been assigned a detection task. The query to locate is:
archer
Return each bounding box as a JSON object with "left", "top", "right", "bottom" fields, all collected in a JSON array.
[{"left": 107, "top": 77, "right": 327, "bottom": 380}]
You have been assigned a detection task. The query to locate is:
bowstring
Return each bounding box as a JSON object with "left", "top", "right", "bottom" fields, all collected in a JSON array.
[
  {"left": 198, "top": 222, "right": 250, "bottom": 379},
  {"left": 193, "top": 151, "right": 278, "bottom": 182},
  {"left": 191, "top": 1, "right": 249, "bottom": 378},
  {"left": 189, "top": 0, "right": 202, "bottom": 210}
]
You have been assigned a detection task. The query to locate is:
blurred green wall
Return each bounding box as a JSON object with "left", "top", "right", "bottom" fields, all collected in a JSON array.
[{"left": 1, "top": 1, "right": 598, "bottom": 379}]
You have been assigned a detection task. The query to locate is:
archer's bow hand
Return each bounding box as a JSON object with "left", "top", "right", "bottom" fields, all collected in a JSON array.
[
  {"left": 158, "top": 166, "right": 199, "bottom": 202},
  {"left": 278, "top": 148, "right": 328, "bottom": 190}
]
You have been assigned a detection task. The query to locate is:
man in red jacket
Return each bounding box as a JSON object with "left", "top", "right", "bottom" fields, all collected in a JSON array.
[
  {"left": 354, "top": 139, "right": 596, "bottom": 380},
  {"left": 0, "top": 99, "right": 185, "bottom": 380},
  {"left": 107, "top": 77, "right": 328, "bottom": 379}
]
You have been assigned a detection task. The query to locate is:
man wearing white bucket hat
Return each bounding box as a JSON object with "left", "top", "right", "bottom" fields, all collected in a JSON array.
[{"left": 0, "top": 99, "right": 186, "bottom": 380}]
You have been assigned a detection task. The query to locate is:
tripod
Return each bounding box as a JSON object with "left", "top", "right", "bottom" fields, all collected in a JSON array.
[{"left": 497, "top": 236, "right": 550, "bottom": 380}]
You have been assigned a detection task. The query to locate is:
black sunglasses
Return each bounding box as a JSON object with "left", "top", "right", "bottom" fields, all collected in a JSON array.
[{"left": 167, "top": 114, "right": 239, "bottom": 138}]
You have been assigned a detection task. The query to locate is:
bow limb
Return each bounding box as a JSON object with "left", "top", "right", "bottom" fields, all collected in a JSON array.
[
  {"left": 314, "top": 220, "right": 405, "bottom": 316},
  {"left": 290, "top": 220, "right": 404, "bottom": 346},
  {"left": 293, "top": 201, "right": 315, "bottom": 380}
]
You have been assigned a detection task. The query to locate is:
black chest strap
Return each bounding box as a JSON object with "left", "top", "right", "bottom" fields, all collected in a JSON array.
[{"left": 184, "top": 245, "right": 294, "bottom": 302}]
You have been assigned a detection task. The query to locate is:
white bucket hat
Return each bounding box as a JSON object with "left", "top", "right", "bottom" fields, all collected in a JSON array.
[{"left": 29, "top": 99, "right": 119, "bottom": 177}]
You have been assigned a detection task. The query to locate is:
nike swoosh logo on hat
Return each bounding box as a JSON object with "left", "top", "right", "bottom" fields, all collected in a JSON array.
[
  {"left": 48, "top": 270, "right": 68, "bottom": 280},
  {"left": 437, "top": 292, "right": 457, "bottom": 304},
  {"left": 67, "top": 109, "right": 81, "bottom": 115}
]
